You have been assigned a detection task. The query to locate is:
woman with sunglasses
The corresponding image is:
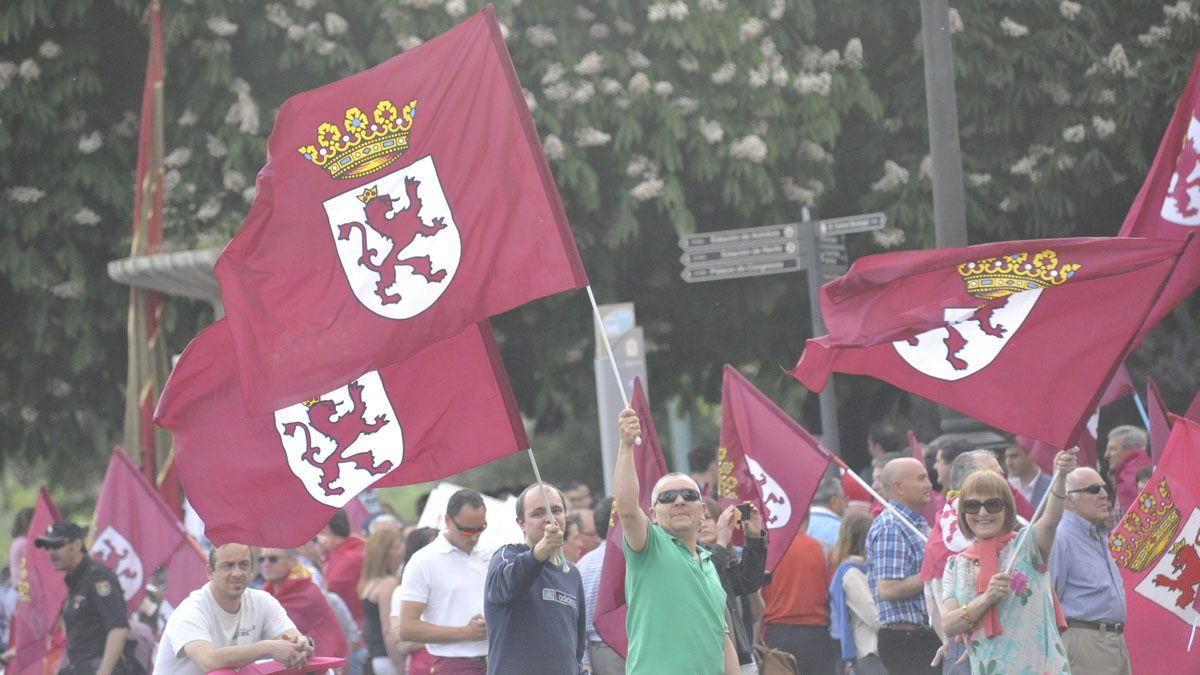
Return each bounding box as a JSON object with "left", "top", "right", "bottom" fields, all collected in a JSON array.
[
  {"left": 359, "top": 528, "right": 407, "bottom": 675},
  {"left": 940, "top": 448, "right": 1077, "bottom": 674}
]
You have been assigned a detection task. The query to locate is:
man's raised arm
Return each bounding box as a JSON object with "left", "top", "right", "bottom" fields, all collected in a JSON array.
[{"left": 614, "top": 408, "right": 650, "bottom": 552}]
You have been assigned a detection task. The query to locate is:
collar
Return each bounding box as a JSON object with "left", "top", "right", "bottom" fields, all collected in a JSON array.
[
  {"left": 661, "top": 526, "right": 710, "bottom": 561},
  {"left": 885, "top": 501, "right": 925, "bottom": 526},
  {"left": 810, "top": 505, "right": 838, "bottom": 518},
  {"left": 433, "top": 531, "right": 481, "bottom": 556},
  {"left": 1061, "top": 509, "right": 1106, "bottom": 538},
  {"left": 64, "top": 553, "right": 92, "bottom": 586}
]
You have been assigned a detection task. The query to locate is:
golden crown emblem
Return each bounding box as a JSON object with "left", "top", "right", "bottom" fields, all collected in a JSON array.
[
  {"left": 1109, "top": 477, "right": 1182, "bottom": 573},
  {"left": 298, "top": 99, "right": 417, "bottom": 180},
  {"left": 302, "top": 397, "right": 322, "bottom": 408},
  {"left": 956, "top": 249, "right": 1081, "bottom": 299}
]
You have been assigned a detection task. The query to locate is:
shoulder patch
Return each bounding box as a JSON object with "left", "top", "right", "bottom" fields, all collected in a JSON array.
[{"left": 95, "top": 580, "right": 112, "bottom": 597}]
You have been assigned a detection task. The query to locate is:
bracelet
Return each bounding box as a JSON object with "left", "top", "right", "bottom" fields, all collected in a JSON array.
[
  {"left": 1050, "top": 489, "right": 1066, "bottom": 499},
  {"left": 960, "top": 604, "right": 978, "bottom": 629}
]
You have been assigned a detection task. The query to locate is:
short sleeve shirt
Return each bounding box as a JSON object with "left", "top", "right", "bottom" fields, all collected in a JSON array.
[
  {"left": 153, "top": 583, "right": 296, "bottom": 675},
  {"left": 396, "top": 533, "right": 492, "bottom": 658},
  {"left": 63, "top": 556, "right": 129, "bottom": 664},
  {"left": 866, "top": 502, "right": 930, "bottom": 625},
  {"left": 624, "top": 525, "right": 727, "bottom": 675}
]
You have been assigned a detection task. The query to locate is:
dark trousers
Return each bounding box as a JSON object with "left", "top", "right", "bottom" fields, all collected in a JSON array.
[
  {"left": 429, "top": 656, "right": 486, "bottom": 675},
  {"left": 877, "top": 626, "right": 940, "bottom": 675},
  {"left": 764, "top": 623, "right": 837, "bottom": 675}
]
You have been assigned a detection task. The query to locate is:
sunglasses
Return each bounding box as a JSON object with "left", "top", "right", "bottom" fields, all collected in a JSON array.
[
  {"left": 452, "top": 519, "right": 487, "bottom": 536},
  {"left": 961, "top": 498, "right": 1006, "bottom": 515},
  {"left": 257, "top": 555, "right": 282, "bottom": 565},
  {"left": 1068, "top": 484, "right": 1108, "bottom": 495},
  {"left": 44, "top": 541, "right": 67, "bottom": 550},
  {"left": 656, "top": 488, "right": 702, "bottom": 504}
]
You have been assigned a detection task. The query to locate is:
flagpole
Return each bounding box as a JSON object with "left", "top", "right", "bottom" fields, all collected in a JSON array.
[
  {"left": 828, "top": 454, "right": 928, "bottom": 542},
  {"left": 1002, "top": 468, "right": 1062, "bottom": 574},
  {"left": 525, "top": 447, "right": 566, "bottom": 568},
  {"left": 586, "top": 285, "right": 640, "bottom": 444},
  {"left": 1132, "top": 391, "right": 1153, "bottom": 431}
]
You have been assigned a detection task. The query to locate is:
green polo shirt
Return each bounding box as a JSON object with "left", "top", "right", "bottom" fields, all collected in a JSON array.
[{"left": 624, "top": 523, "right": 727, "bottom": 674}]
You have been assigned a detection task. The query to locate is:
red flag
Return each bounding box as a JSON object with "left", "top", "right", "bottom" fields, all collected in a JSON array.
[
  {"left": 593, "top": 379, "right": 668, "bottom": 658},
  {"left": 10, "top": 488, "right": 64, "bottom": 675},
  {"left": 162, "top": 536, "right": 208, "bottom": 613},
  {"left": 792, "top": 238, "right": 1185, "bottom": 449},
  {"left": 155, "top": 319, "right": 527, "bottom": 547},
  {"left": 215, "top": 6, "right": 586, "bottom": 416},
  {"left": 718, "top": 366, "right": 832, "bottom": 570},
  {"left": 263, "top": 574, "right": 350, "bottom": 658},
  {"left": 1147, "top": 377, "right": 1175, "bottom": 464},
  {"left": 156, "top": 451, "right": 185, "bottom": 522},
  {"left": 344, "top": 495, "right": 370, "bottom": 535},
  {"left": 1118, "top": 49, "right": 1200, "bottom": 335},
  {"left": 1108, "top": 416, "right": 1200, "bottom": 672},
  {"left": 91, "top": 447, "right": 192, "bottom": 613},
  {"left": 1017, "top": 364, "right": 1132, "bottom": 472},
  {"left": 1188, "top": 388, "right": 1200, "bottom": 424}
]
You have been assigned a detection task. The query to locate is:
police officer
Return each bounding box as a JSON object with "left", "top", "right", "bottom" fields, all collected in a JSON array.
[{"left": 34, "top": 522, "right": 133, "bottom": 675}]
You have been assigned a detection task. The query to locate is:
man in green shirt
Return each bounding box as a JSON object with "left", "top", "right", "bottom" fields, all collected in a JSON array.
[{"left": 614, "top": 408, "right": 738, "bottom": 675}]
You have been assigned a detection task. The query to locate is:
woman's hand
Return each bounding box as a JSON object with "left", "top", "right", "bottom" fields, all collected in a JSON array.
[{"left": 983, "top": 572, "right": 1012, "bottom": 604}]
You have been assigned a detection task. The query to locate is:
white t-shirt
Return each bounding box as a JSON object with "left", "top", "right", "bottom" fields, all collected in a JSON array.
[
  {"left": 153, "top": 583, "right": 296, "bottom": 675},
  {"left": 395, "top": 533, "right": 492, "bottom": 657}
]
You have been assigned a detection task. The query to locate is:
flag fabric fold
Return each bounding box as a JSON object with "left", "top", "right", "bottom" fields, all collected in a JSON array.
[
  {"left": 10, "top": 488, "right": 64, "bottom": 675},
  {"left": 155, "top": 319, "right": 527, "bottom": 547},
  {"left": 1147, "top": 377, "right": 1174, "bottom": 464},
  {"left": 593, "top": 379, "right": 668, "bottom": 658},
  {"left": 1109, "top": 416, "right": 1200, "bottom": 672},
  {"left": 718, "top": 365, "right": 832, "bottom": 570},
  {"left": 214, "top": 5, "right": 586, "bottom": 416},
  {"left": 792, "top": 237, "right": 1185, "bottom": 449}
]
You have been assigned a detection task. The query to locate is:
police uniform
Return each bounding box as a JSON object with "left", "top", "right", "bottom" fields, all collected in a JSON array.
[{"left": 61, "top": 554, "right": 131, "bottom": 675}]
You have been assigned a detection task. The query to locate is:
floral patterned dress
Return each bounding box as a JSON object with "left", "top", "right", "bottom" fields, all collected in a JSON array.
[{"left": 942, "top": 534, "right": 1070, "bottom": 675}]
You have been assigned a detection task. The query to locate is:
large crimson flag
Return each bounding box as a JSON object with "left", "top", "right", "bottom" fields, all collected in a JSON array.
[
  {"left": 718, "top": 366, "right": 832, "bottom": 570},
  {"left": 792, "top": 238, "right": 1185, "bottom": 449},
  {"left": 1109, "top": 416, "right": 1200, "bottom": 672},
  {"left": 1147, "top": 377, "right": 1174, "bottom": 464},
  {"left": 92, "top": 447, "right": 193, "bottom": 613},
  {"left": 215, "top": 5, "right": 587, "bottom": 416},
  {"left": 162, "top": 536, "right": 208, "bottom": 615},
  {"left": 155, "top": 319, "right": 526, "bottom": 547},
  {"left": 594, "top": 379, "right": 669, "bottom": 658},
  {"left": 10, "top": 488, "right": 64, "bottom": 675},
  {"left": 1017, "top": 363, "right": 1134, "bottom": 472},
  {"left": 1118, "top": 49, "right": 1200, "bottom": 335}
]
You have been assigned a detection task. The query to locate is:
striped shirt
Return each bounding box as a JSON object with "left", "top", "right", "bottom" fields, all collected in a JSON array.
[{"left": 867, "top": 502, "right": 931, "bottom": 625}]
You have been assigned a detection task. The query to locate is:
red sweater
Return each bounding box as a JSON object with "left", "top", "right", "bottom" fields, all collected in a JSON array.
[{"left": 323, "top": 536, "right": 366, "bottom": 624}]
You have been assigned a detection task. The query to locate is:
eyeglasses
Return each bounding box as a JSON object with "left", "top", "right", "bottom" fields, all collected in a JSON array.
[
  {"left": 656, "top": 488, "right": 702, "bottom": 504},
  {"left": 257, "top": 555, "right": 281, "bottom": 565},
  {"left": 451, "top": 519, "right": 487, "bottom": 536},
  {"left": 1068, "top": 484, "right": 1108, "bottom": 495},
  {"left": 961, "top": 498, "right": 1006, "bottom": 515}
]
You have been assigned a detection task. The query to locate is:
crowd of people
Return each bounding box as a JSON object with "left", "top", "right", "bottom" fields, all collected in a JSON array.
[{"left": 0, "top": 415, "right": 1154, "bottom": 675}]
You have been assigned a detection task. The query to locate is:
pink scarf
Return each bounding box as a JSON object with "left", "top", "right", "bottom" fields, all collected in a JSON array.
[{"left": 959, "top": 532, "right": 1016, "bottom": 638}]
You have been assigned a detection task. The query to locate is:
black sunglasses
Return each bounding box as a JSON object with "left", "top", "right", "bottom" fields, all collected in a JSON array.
[
  {"left": 257, "top": 555, "right": 281, "bottom": 565},
  {"left": 44, "top": 541, "right": 67, "bottom": 550},
  {"left": 656, "top": 488, "right": 702, "bottom": 504},
  {"left": 452, "top": 519, "right": 487, "bottom": 536},
  {"left": 1068, "top": 484, "right": 1108, "bottom": 495},
  {"left": 961, "top": 498, "right": 1006, "bottom": 515}
]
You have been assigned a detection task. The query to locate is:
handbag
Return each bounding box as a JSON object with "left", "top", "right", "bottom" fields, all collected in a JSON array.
[{"left": 752, "top": 644, "right": 797, "bottom": 675}]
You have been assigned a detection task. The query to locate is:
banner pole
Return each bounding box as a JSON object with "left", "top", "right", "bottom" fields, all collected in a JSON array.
[
  {"left": 586, "top": 285, "right": 640, "bottom": 444},
  {"left": 829, "top": 454, "right": 927, "bottom": 542},
  {"left": 1132, "top": 391, "right": 1153, "bottom": 431},
  {"left": 1002, "top": 468, "right": 1062, "bottom": 574},
  {"left": 525, "top": 447, "right": 565, "bottom": 569}
]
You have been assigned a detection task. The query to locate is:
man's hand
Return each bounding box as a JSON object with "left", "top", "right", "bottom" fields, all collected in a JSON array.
[
  {"left": 287, "top": 633, "right": 315, "bottom": 662},
  {"left": 461, "top": 613, "right": 487, "bottom": 641},
  {"left": 533, "top": 520, "right": 564, "bottom": 562},
  {"left": 743, "top": 503, "right": 764, "bottom": 538},
  {"left": 267, "top": 638, "right": 310, "bottom": 669},
  {"left": 618, "top": 408, "right": 641, "bottom": 449}
]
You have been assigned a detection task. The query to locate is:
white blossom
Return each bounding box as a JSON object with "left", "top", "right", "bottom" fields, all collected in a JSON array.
[
  {"left": 78, "top": 131, "right": 103, "bottom": 154},
  {"left": 266, "top": 4, "right": 292, "bottom": 28},
  {"left": 316, "top": 40, "right": 337, "bottom": 55},
  {"left": 678, "top": 53, "right": 700, "bottom": 72},
  {"left": 615, "top": 18, "right": 636, "bottom": 35},
  {"left": 674, "top": 97, "right": 698, "bottom": 115},
  {"left": 919, "top": 155, "right": 933, "bottom": 180},
  {"left": 751, "top": 120, "right": 769, "bottom": 135},
  {"left": 225, "top": 78, "right": 260, "bottom": 134},
  {"left": 179, "top": 109, "right": 198, "bottom": 126},
  {"left": 543, "top": 81, "right": 572, "bottom": 102},
  {"left": 648, "top": 3, "right": 669, "bottom": 22},
  {"left": 589, "top": 24, "right": 610, "bottom": 39},
  {"left": 197, "top": 197, "right": 222, "bottom": 221},
  {"left": 445, "top": 0, "right": 467, "bottom": 16},
  {"left": 164, "top": 170, "right": 182, "bottom": 194},
  {"left": 7, "top": 186, "right": 46, "bottom": 203},
  {"left": 523, "top": 88, "right": 537, "bottom": 112},
  {"left": 699, "top": 0, "right": 726, "bottom": 10},
  {"left": 948, "top": 8, "right": 964, "bottom": 33},
  {"left": 1000, "top": 17, "right": 1029, "bottom": 37},
  {"left": 1092, "top": 116, "right": 1117, "bottom": 138},
  {"left": 18, "top": 59, "right": 40, "bottom": 82},
  {"left": 542, "top": 63, "right": 566, "bottom": 85},
  {"left": 795, "top": 72, "right": 832, "bottom": 96},
  {"left": 525, "top": 25, "right": 558, "bottom": 47},
  {"left": 287, "top": 24, "right": 306, "bottom": 41},
  {"left": 1056, "top": 155, "right": 1076, "bottom": 170},
  {"left": 771, "top": 65, "right": 789, "bottom": 87},
  {"left": 576, "top": 5, "right": 596, "bottom": 21},
  {"left": 668, "top": 2, "right": 689, "bottom": 20},
  {"left": 1095, "top": 89, "right": 1116, "bottom": 104},
  {"left": 601, "top": 78, "right": 623, "bottom": 95},
  {"left": 575, "top": 52, "right": 604, "bottom": 76},
  {"left": 871, "top": 160, "right": 910, "bottom": 192},
  {"left": 398, "top": 35, "right": 424, "bottom": 51},
  {"left": 223, "top": 171, "right": 247, "bottom": 191},
  {"left": 629, "top": 72, "right": 652, "bottom": 94},
  {"left": 873, "top": 227, "right": 907, "bottom": 248},
  {"left": 164, "top": 147, "right": 193, "bottom": 168},
  {"left": 739, "top": 18, "right": 765, "bottom": 42},
  {"left": 572, "top": 81, "right": 595, "bottom": 104},
  {"left": 782, "top": 177, "right": 819, "bottom": 205},
  {"left": 50, "top": 281, "right": 83, "bottom": 299},
  {"left": 205, "top": 134, "right": 227, "bottom": 158},
  {"left": 20, "top": 407, "right": 38, "bottom": 424},
  {"left": 654, "top": 80, "right": 674, "bottom": 96},
  {"left": 242, "top": 186, "right": 257, "bottom": 202},
  {"left": 46, "top": 378, "right": 72, "bottom": 397},
  {"left": 207, "top": 16, "right": 239, "bottom": 36},
  {"left": 0, "top": 61, "right": 16, "bottom": 86},
  {"left": 73, "top": 207, "right": 100, "bottom": 225},
  {"left": 748, "top": 66, "right": 769, "bottom": 88},
  {"left": 1042, "top": 81, "right": 1071, "bottom": 106},
  {"left": 730, "top": 134, "right": 768, "bottom": 163},
  {"left": 883, "top": 118, "right": 903, "bottom": 133},
  {"left": 1165, "top": 1, "right": 1195, "bottom": 21},
  {"left": 630, "top": 178, "right": 664, "bottom": 201},
  {"left": 698, "top": 117, "right": 724, "bottom": 144},
  {"left": 843, "top": 38, "right": 864, "bottom": 69},
  {"left": 626, "top": 50, "right": 651, "bottom": 70},
  {"left": 499, "top": 22, "right": 512, "bottom": 40},
  {"left": 1139, "top": 25, "right": 1171, "bottom": 45},
  {"left": 768, "top": 0, "right": 785, "bottom": 20},
  {"left": 711, "top": 62, "right": 736, "bottom": 84},
  {"left": 1010, "top": 147, "right": 1052, "bottom": 181},
  {"left": 112, "top": 110, "right": 138, "bottom": 137},
  {"left": 615, "top": 97, "right": 631, "bottom": 110},
  {"left": 819, "top": 50, "right": 841, "bottom": 70},
  {"left": 999, "top": 197, "right": 1015, "bottom": 212},
  {"left": 1062, "top": 124, "right": 1086, "bottom": 143},
  {"left": 800, "top": 140, "right": 828, "bottom": 163},
  {"left": 542, "top": 134, "right": 565, "bottom": 161},
  {"left": 324, "top": 12, "right": 349, "bottom": 34},
  {"left": 575, "top": 127, "right": 611, "bottom": 147},
  {"left": 967, "top": 173, "right": 992, "bottom": 187},
  {"left": 1059, "top": 1, "right": 1082, "bottom": 19},
  {"left": 38, "top": 40, "right": 62, "bottom": 58},
  {"left": 1098, "top": 43, "right": 1138, "bottom": 78}
]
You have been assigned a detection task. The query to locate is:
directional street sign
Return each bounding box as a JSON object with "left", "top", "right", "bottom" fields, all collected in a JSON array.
[
  {"left": 678, "top": 223, "right": 799, "bottom": 250},
  {"left": 679, "top": 240, "right": 804, "bottom": 266},
  {"left": 820, "top": 264, "right": 849, "bottom": 282},
  {"left": 816, "top": 212, "right": 886, "bottom": 237},
  {"left": 679, "top": 257, "right": 803, "bottom": 283}
]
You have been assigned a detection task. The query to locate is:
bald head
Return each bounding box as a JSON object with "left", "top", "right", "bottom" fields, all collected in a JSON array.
[
  {"left": 1065, "top": 467, "right": 1111, "bottom": 525},
  {"left": 880, "top": 457, "right": 932, "bottom": 511}
]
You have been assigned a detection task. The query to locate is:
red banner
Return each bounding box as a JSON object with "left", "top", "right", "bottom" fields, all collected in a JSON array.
[
  {"left": 718, "top": 366, "right": 831, "bottom": 570},
  {"left": 792, "top": 238, "right": 1184, "bottom": 449},
  {"left": 162, "top": 537, "right": 208, "bottom": 613},
  {"left": 1109, "top": 416, "right": 1200, "bottom": 672},
  {"left": 1147, "top": 377, "right": 1174, "bottom": 464},
  {"left": 155, "top": 319, "right": 527, "bottom": 547},
  {"left": 92, "top": 448, "right": 193, "bottom": 613},
  {"left": 215, "top": 6, "right": 586, "bottom": 416},
  {"left": 10, "top": 488, "right": 63, "bottom": 675},
  {"left": 1017, "top": 364, "right": 1133, "bottom": 473},
  {"left": 593, "top": 379, "right": 669, "bottom": 658}
]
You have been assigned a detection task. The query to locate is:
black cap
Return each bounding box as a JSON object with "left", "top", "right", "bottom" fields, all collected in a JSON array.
[{"left": 34, "top": 521, "right": 87, "bottom": 548}]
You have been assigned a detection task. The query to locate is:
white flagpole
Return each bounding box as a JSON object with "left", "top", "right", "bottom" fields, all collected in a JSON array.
[
  {"left": 1003, "top": 468, "right": 1062, "bottom": 574},
  {"left": 586, "top": 285, "right": 640, "bottom": 444},
  {"left": 831, "top": 455, "right": 928, "bottom": 542},
  {"left": 525, "top": 447, "right": 566, "bottom": 569}
]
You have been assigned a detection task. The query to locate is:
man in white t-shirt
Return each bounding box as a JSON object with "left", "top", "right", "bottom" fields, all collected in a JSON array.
[
  {"left": 154, "top": 543, "right": 314, "bottom": 675},
  {"left": 396, "top": 488, "right": 492, "bottom": 674}
]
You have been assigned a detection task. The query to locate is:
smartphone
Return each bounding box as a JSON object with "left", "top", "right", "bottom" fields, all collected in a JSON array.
[{"left": 735, "top": 503, "right": 753, "bottom": 522}]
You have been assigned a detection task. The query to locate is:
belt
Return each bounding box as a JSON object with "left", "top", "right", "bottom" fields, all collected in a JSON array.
[
  {"left": 881, "top": 622, "right": 929, "bottom": 631},
  {"left": 434, "top": 656, "right": 487, "bottom": 661},
  {"left": 1066, "top": 618, "right": 1125, "bottom": 635}
]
